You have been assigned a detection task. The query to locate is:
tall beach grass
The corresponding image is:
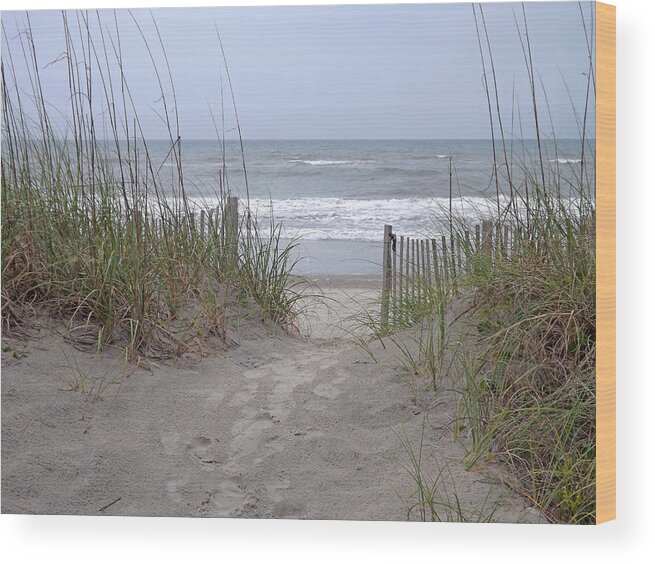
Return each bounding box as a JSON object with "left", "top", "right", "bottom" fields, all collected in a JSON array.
[
  {"left": 1, "top": 12, "right": 303, "bottom": 358},
  {"left": 353, "top": 4, "right": 598, "bottom": 523}
]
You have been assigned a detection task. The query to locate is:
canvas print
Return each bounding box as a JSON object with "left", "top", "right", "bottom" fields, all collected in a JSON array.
[{"left": 1, "top": 2, "right": 615, "bottom": 524}]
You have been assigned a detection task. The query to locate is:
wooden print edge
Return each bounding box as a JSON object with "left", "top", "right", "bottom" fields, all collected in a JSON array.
[{"left": 595, "top": 1, "right": 616, "bottom": 524}]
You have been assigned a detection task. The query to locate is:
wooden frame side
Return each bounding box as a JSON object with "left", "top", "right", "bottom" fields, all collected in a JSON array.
[{"left": 596, "top": 1, "right": 616, "bottom": 524}]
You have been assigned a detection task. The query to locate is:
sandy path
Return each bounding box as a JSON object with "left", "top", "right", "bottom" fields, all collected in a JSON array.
[{"left": 1, "top": 278, "right": 542, "bottom": 521}]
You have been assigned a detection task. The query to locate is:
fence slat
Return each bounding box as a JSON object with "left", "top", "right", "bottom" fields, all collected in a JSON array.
[
  {"left": 411, "top": 239, "right": 417, "bottom": 305},
  {"left": 381, "top": 224, "right": 393, "bottom": 329},
  {"left": 431, "top": 239, "right": 439, "bottom": 290},
  {"left": 424, "top": 239, "right": 433, "bottom": 288},
  {"left": 482, "top": 219, "right": 493, "bottom": 257},
  {"left": 418, "top": 239, "right": 427, "bottom": 301},
  {"left": 405, "top": 237, "right": 410, "bottom": 323},
  {"left": 392, "top": 233, "right": 398, "bottom": 323},
  {"left": 208, "top": 208, "right": 215, "bottom": 241},
  {"left": 189, "top": 211, "right": 196, "bottom": 239},
  {"left": 441, "top": 235, "right": 449, "bottom": 288},
  {"left": 398, "top": 235, "right": 404, "bottom": 324}
]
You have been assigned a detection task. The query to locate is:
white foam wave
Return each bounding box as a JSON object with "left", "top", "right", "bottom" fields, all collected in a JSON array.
[
  {"left": 186, "top": 196, "right": 506, "bottom": 242},
  {"left": 550, "top": 158, "right": 582, "bottom": 164},
  {"left": 287, "top": 159, "right": 374, "bottom": 166}
]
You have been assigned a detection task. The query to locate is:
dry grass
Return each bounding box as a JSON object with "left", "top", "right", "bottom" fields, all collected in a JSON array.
[{"left": 1, "top": 12, "right": 304, "bottom": 359}]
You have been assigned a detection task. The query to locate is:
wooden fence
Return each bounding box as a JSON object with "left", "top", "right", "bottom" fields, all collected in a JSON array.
[
  {"left": 381, "top": 219, "right": 518, "bottom": 328},
  {"left": 194, "top": 195, "right": 239, "bottom": 255}
]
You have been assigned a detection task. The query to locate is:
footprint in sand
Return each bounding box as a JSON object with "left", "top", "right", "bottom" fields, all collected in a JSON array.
[
  {"left": 266, "top": 479, "right": 307, "bottom": 519},
  {"left": 166, "top": 472, "right": 190, "bottom": 503},
  {"left": 186, "top": 436, "right": 218, "bottom": 464},
  {"left": 202, "top": 477, "right": 249, "bottom": 516}
]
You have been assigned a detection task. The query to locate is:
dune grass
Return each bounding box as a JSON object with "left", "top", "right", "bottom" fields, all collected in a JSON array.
[
  {"left": 2, "top": 6, "right": 597, "bottom": 525},
  {"left": 451, "top": 6, "right": 597, "bottom": 520},
  {"left": 1, "top": 12, "right": 303, "bottom": 359},
  {"left": 399, "top": 422, "right": 499, "bottom": 523},
  {"left": 357, "top": 174, "right": 595, "bottom": 524},
  {"left": 453, "top": 185, "right": 596, "bottom": 524},
  {"left": 350, "top": 5, "right": 598, "bottom": 524}
]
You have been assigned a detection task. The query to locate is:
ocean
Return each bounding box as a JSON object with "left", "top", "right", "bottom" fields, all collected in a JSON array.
[{"left": 142, "top": 139, "right": 592, "bottom": 275}]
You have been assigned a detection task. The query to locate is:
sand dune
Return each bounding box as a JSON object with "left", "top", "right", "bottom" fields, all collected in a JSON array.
[{"left": 1, "top": 278, "right": 542, "bottom": 522}]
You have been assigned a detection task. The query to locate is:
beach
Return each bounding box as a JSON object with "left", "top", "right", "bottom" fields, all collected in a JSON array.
[
  {"left": 0, "top": 140, "right": 591, "bottom": 522},
  {"left": 1, "top": 3, "right": 598, "bottom": 526},
  {"left": 1, "top": 275, "right": 542, "bottom": 522}
]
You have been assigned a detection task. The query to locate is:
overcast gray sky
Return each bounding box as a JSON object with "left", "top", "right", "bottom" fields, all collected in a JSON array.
[{"left": 2, "top": 2, "right": 595, "bottom": 139}]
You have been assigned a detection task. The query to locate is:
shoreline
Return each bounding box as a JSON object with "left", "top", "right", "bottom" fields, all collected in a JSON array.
[
  {"left": 288, "top": 238, "right": 383, "bottom": 277},
  {"left": 305, "top": 273, "right": 382, "bottom": 290}
]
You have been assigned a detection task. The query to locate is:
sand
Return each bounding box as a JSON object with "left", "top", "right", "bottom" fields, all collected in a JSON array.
[{"left": 1, "top": 276, "right": 544, "bottom": 521}]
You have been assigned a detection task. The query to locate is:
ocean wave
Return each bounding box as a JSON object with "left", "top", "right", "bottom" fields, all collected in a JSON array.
[
  {"left": 287, "top": 159, "right": 374, "bottom": 166},
  {"left": 376, "top": 166, "right": 439, "bottom": 176},
  {"left": 550, "top": 158, "right": 582, "bottom": 164},
  {"left": 185, "top": 196, "right": 510, "bottom": 242}
]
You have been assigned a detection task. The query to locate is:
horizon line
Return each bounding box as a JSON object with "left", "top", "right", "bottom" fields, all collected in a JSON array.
[{"left": 93, "top": 137, "right": 594, "bottom": 142}]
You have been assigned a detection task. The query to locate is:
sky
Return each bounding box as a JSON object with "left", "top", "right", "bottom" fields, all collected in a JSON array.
[{"left": 1, "top": 2, "right": 596, "bottom": 140}]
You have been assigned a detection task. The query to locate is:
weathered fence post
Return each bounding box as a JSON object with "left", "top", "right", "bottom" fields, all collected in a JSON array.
[
  {"left": 398, "top": 235, "right": 405, "bottom": 324},
  {"left": 208, "top": 208, "right": 216, "bottom": 241},
  {"left": 392, "top": 233, "right": 398, "bottom": 323},
  {"left": 381, "top": 224, "right": 393, "bottom": 330},
  {"left": 419, "top": 239, "right": 430, "bottom": 301},
  {"left": 411, "top": 239, "right": 417, "bottom": 304},
  {"left": 200, "top": 209, "right": 206, "bottom": 239},
  {"left": 482, "top": 219, "right": 493, "bottom": 258},
  {"left": 431, "top": 239, "right": 440, "bottom": 290},
  {"left": 425, "top": 238, "right": 433, "bottom": 288},
  {"left": 189, "top": 211, "right": 196, "bottom": 238},
  {"left": 405, "top": 237, "right": 411, "bottom": 321}
]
